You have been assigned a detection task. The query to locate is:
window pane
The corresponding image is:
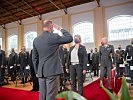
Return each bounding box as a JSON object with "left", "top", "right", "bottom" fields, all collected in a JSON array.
[
  {"left": 8, "top": 35, "right": 18, "bottom": 51},
  {"left": 25, "top": 32, "right": 37, "bottom": 49},
  {"left": 108, "top": 15, "right": 133, "bottom": 41},
  {"left": 72, "top": 22, "right": 94, "bottom": 43}
]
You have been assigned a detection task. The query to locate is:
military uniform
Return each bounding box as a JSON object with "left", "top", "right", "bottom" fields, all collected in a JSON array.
[
  {"left": 8, "top": 52, "right": 18, "bottom": 81},
  {"left": 18, "top": 51, "right": 29, "bottom": 83},
  {"left": 99, "top": 44, "right": 115, "bottom": 89},
  {"left": 115, "top": 49, "right": 125, "bottom": 77},
  {"left": 124, "top": 45, "right": 133, "bottom": 78},
  {"left": 92, "top": 52, "right": 99, "bottom": 76},
  {"left": 0, "top": 50, "right": 5, "bottom": 86}
]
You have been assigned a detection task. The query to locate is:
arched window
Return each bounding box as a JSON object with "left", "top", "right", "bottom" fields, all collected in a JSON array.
[
  {"left": 24, "top": 31, "right": 37, "bottom": 50},
  {"left": 107, "top": 15, "right": 133, "bottom": 41},
  {"left": 0, "top": 38, "right": 2, "bottom": 48},
  {"left": 72, "top": 22, "right": 94, "bottom": 44},
  {"left": 8, "top": 35, "right": 18, "bottom": 51}
]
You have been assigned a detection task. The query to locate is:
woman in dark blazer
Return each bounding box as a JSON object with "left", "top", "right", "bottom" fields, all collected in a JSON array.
[{"left": 66, "top": 35, "right": 87, "bottom": 95}]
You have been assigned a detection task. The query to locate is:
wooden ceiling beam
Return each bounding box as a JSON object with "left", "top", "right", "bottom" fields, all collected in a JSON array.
[
  {"left": 3, "top": 0, "right": 35, "bottom": 17},
  {"left": 0, "top": 6, "right": 21, "bottom": 24}
]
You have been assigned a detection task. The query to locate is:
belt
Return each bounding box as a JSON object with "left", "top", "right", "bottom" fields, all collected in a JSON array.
[{"left": 71, "top": 62, "right": 79, "bottom": 65}]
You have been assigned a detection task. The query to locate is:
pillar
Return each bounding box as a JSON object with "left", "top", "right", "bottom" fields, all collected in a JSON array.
[
  {"left": 18, "top": 25, "right": 24, "bottom": 52},
  {"left": 37, "top": 20, "right": 43, "bottom": 36},
  {"left": 94, "top": 7, "right": 106, "bottom": 48}
]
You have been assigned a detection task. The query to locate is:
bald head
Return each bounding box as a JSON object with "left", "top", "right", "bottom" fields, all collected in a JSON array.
[
  {"left": 43, "top": 20, "right": 53, "bottom": 33},
  {"left": 101, "top": 37, "right": 108, "bottom": 45}
]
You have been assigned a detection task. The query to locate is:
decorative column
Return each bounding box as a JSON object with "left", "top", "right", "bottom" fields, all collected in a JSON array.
[
  {"left": 62, "top": 14, "right": 71, "bottom": 50},
  {"left": 37, "top": 20, "right": 43, "bottom": 36},
  {"left": 94, "top": 7, "right": 106, "bottom": 48},
  {"left": 18, "top": 24, "right": 24, "bottom": 52},
  {"left": 2, "top": 28, "right": 7, "bottom": 52}
]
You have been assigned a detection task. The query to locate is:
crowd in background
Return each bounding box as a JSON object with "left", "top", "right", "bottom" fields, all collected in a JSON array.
[{"left": 0, "top": 34, "right": 133, "bottom": 97}]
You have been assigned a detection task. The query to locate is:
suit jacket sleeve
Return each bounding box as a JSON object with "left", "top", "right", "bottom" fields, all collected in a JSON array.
[
  {"left": 32, "top": 42, "right": 39, "bottom": 74},
  {"left": 15, "top": 53, "right": 18, "bottom": 65},
  {"left": 66, "top": 47, "right": 71, "bottom": 69},
  {"left": 2, "top": 51, "right": 5, "bottom": 65},
  {"left": 124, "top": 46, "right": 128, "bottom": 61},
  {"left": 111, "top": 45, "right": 116, "bottom": 64},
  {"left": 52, "top": 29, "right": 73, "bottom": 44},
  {"left": 99, "top": 46, "right": 101, "bottom": 64},
  {"left": 83, "top": 46, "right": 88, "bottom": 70}
]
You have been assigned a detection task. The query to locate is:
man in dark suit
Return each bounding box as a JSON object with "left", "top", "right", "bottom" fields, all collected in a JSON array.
[
  {"left": 124, "top": 38, "right": 133, "bottom": 84},
  {"left": 8, "top": 48, "right": 18, "bottom": 81},
  {"left": 66, "top": 35, "right": 87, "bottom": 95},
  {"left": 29, "top": 49, "right": 39, "bottom": 91},
  {"left": 18, "top": 46, "right": 29, "bottom": 84},
  {"left": 32, "top": 20, "right": 73, "bottom": 100},
  {"left": 115, "top": 45, "right": 125, "bottom": 77},
  {"left": 59, "top": 45, "right": 68, "bottom": 91},
  {"left": 0, "top": 45, "right": 5, "bottom": 86},
  {"left": 92, "top": 48, "right": 99, "bottom": 77},
  {"left": 99, "top": 37, "right": 115, "bottom": 92}
]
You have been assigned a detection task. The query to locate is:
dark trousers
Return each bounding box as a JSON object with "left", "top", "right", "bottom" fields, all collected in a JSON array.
[
  {"left": 20, "top": 66, "right": 28, "bottom": 83},
  {"left": 116, "top": 63, "right": 124, "bottom": 77},
  {"left": 93, "top": 64, "right": 99, "bottom": 76},
  {"left": 70, "top": 64, "right": 83, "bottom": 95},
  {"left": 39, "top": 75, "right": 60, "bottom": 100},
  {"left": 100, "top": 66, "right": 112, "bottom": 89},
  {"left": 9, "top": 66, "right": 16, "bottom": 81},
  {"left": 32, "top": 74, "right": 39, "bottom": 91},
  {"left": 0, "top": 67, "right": 4, "bottom": 85}
]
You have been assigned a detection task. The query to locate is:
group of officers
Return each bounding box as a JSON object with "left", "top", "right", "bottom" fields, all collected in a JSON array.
[
  {"left": 0, "top": 33, "right": 133, "bottom": 97},
  {"left": 0, "top": 46, "right": 39, "bottom": 91}
]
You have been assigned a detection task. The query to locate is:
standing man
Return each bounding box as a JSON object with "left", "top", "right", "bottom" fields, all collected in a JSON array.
[
  {"left": 124, "top": 38, "right": 133, "bottom": 84},
  {"left": 88, "top": 49, "right": 93, "bottom": 65},
  {"left": 99, "top": 37, "right": 115, "bottom": 92},
  {"left": 66, "top": 35, "right": 87, "bottom": 95},
  {"left": 59, "top": 45, "right": 68, "bottom": 91},
  {"left": 8, "top": 48, "right": 18, "bottom": 81},
  {"left": 115, "top": 45, "right": 125, "bottom": 77},
  {"left": 32, "top": 20, "right": 73, "bottom": 100},
  {"left": 29, "top": 49, "right": 39, "bottom": 92},
  {"left": 18, "top": 46, "right": 29, "bottom": 84},
  {"left": 0, "top": 45, "right": 5, "bottom": 86},
  {"left": 92, "top": 48, "right": 99, "bottom": 77}
]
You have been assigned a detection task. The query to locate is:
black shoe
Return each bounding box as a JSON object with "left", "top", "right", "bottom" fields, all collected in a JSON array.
[{"left": 108, "top": 89, "right": 113, "bottom": 93}]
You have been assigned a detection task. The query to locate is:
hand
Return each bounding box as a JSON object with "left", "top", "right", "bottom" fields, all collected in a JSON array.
[
  {"left": 53, "top": 23, "right": 62, "bottom": 30},
  {"left": 99, "top": 64, "right": 101, "bottom": 67},
  {"left": 66, "top": 69, "right": 69, "bottom": 73},
  {"left": 82, "top": 70, "right": 86, "bottom": 75},
  {"left": 36, "top": 74, "right": 38, "bottom": 78},
  {"left": 1, "top": 65, "right": 3, "bottom": 68}
]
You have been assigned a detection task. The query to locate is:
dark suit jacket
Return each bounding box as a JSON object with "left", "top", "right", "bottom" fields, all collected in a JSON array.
[
  {"left": 32, "top": 29, "right": 73, "bottom": 77},
  {"left": 92, "top": 52, "right": 99, "bottom": 65},
  {"left": 115, "top": 49, "right": 124, "bottom": 64},
  {"left": 18, "top": 51, "right": 29, "bottom": 67},
  {"left": 88, "top": 53, "right": 93, "bottom": 64},
  {"left": 124, "top": 45, "right": 133, "bottom": 65},
  {"left": 66, "top": 45, "right": 87, "bottom": 70},
  {"left": 0, "top": 50, "right": 5, "bottom": 66},
  {"left": 99, "top": 44, "right": 115, "bottom": 67},
  {"left": 8, "top": 52, "right": 18, "bottom": 66},
  {"left": 59, "top": 46, "right": 68, "bottom": 66}
]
